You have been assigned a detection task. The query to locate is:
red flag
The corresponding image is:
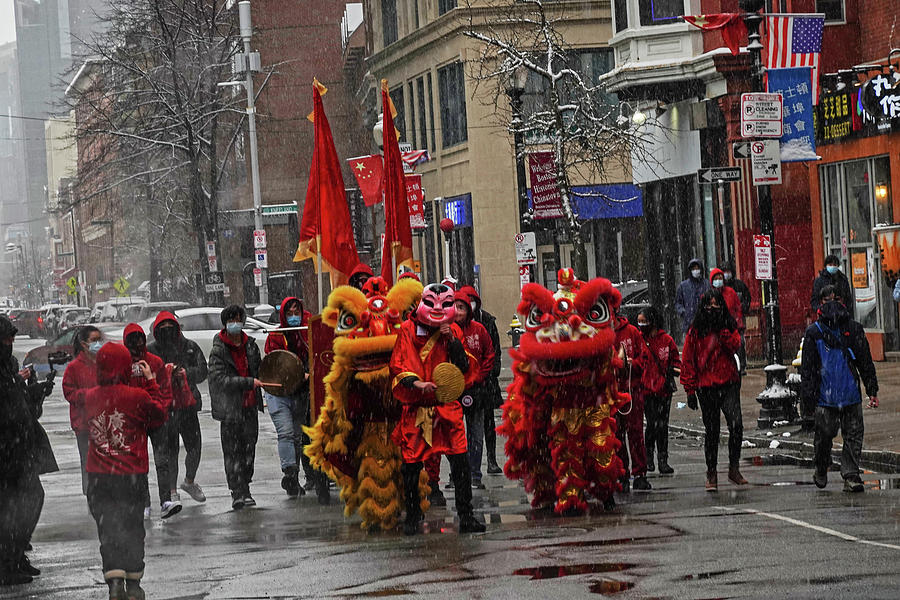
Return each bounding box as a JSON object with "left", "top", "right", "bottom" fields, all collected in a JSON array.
[
  {"left": 347, "top": 155, "right": 384, "bottom": 207},
  {"left": 295, "top": 80, "right": 360, "bottom": 284},
  {"left": 683, "top": 14, "right": 747, "bottom": 56},
  {"left": 380, "top": 80, "right": 413, "bottom": 286}
]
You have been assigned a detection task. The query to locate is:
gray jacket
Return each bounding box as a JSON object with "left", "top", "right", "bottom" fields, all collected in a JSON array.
[{"left": 208, "top": 332, "right": 262, "bottom": 422}]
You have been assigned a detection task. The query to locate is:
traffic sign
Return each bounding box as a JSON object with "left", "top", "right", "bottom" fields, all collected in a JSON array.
[
  {"left": 204, "top": 270, "right": 225, "bottom": 293},
  {"left": 698, "top": 167, "right": 741, "bottom": 183},
  {"left": 206, "top": 241, "right": 216, "bottom": 258},
  {"left": 207, "top": 256, "right": 218, "bottom": 272},
  {"left": 253, "top": 229, "right": 267, "bottom": 249},
  {"left": 255, "top": 249, "right": 268, "bottom": 269},
  {"left": 66, "top": 277, "right": 77, "bottom": 291},
  {"left": 515, "top": 231, "right": 537, "bottom": 265},
  {"left": 741, "top": 93, "right": 783, "bottom": 138},
  {"left": 733, "top": 142, "right": 752, "bottom": 160},
  {"left": 754, "top": 234, "right": 772, "bottom": 280},
  {"left": 253, "top": 267, "right": 262, "bottom": 287},
  {"left": 113, "top": 277, "right": 130, "bottom": 296},
  {"left": 750, "top": 140, "right": 782, "bottom": 186}
]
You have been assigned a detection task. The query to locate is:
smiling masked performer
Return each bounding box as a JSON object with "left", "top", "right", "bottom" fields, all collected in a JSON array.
[
  {"left": 499, "top": 269, "right": 629, "bottom": 514},
  {"left": 390, "top": 283, "right": 487, "bottom": 535}
]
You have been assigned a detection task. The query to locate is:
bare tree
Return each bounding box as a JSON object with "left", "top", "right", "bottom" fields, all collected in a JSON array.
[{"left": 463, "top": 0, "right": 651, "bottom": 278}]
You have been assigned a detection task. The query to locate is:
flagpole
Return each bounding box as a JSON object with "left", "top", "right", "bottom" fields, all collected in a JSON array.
[
  {"left": 391, "top": 246, "right": 397, "bottom": 284},
  {"left": 316, "top": 250, "right": 324, "bottom": 313}
]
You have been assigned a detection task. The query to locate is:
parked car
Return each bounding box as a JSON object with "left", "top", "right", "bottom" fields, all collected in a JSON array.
[
  {"left": 96, "top": 296, "right": 148, "bottom": 322},
  {"left": 40, "top": 303, "right": 79, "bottom": 339},
  {"left": 22, "top": 322, "right": 125, "bottom": 375},
  {"left": 59, "top": 307, "right": 91, "bottom": 332},
  {"left": 613, "top": 280, "right": 651, "bottom": 324},
  {"left": 11, "top": 309, "right": 45, "bottom": 339},
  {"left": 121, "top": 301, "right": 192, "bottom": 323}
]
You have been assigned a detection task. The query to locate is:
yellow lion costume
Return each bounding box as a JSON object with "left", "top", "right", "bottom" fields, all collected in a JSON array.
[{"left": 304, "top": 276, "right": 429, "bottom": 530}]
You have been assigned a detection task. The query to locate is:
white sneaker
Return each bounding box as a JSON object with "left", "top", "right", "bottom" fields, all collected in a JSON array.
[
  {"left": 180, "top": 481, "right": 207, "bottom": 503},
  {"left": 143, "top": 506, "right": 151, "bottom": 520},
  {"left": 160, "top": 500, "right": 182, "bottom": 519}
]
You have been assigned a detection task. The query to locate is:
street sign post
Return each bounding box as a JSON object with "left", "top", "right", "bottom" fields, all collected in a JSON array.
[
  {"left": 204, "top": 270, "right": 225, "bottom": 293},
  {"left": 207, "top": 256, "right": 218, "bottom": 272},
  {"left": 733, "top": 142, "right": 752, "bottom": 160},
  {"left": 754, "top": 234, "right": 772, "bottom": 280},
  {"left": 741, "top": 93, "right": 783, "bottom": 138},
  {"left": 698, "top": 167, "right": 742, "bottom": 183},
  {"left": 253, "top": 229, "right": 267, "bottom": 249},
  {"left": 750, "top": 140, "right": 782, "bottom": 186},
  {"left": 206, "top": 241, "right": 216, "bottom": 257},
  {"left": 113, "top": 277, "right": 130, "bottom": 297},
  {"left": 66, "top": 277, "right": 78, "bottom": 297},
  {"left": 253, "top": 267, "right": 262, "bottom": 287},
  {"left": 255, "top": 249, "right": 268, "bottom": 269},
  {"left": 514, "top": 232, "right": 537, "bottom": 265}
]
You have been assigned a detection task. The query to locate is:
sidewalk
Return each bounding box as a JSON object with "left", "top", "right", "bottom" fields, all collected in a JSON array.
[{"left": 497, "top": 352, "right": 900, "bottom": 472}]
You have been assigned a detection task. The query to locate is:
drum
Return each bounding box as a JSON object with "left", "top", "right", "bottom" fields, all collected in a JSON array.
[{"left": 258, "top": 350, "right": 303, "bottom": 396}]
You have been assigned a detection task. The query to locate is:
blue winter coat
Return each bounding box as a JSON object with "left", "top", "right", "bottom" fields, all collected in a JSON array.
[{"left": 674, "top": 260, "right": 709, "bottom": 335}]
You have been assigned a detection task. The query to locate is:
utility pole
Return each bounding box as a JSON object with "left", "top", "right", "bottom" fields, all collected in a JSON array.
[{"left": 506, "top": 66, "right": 534, "bottom": 282}]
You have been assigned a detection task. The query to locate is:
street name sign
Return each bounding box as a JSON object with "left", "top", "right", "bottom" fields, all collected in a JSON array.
[
  {"left": 741, "top": 93, "right": 783, "bottom": 138},
  {"left": 205, "top": 270, "right": 225, "bottom": 293},
  {"left": 754, "top": 234, "right": 772, "bottom": 280},
  {"left": 514, "top": 232, "right": 537, "bottom": 265},
  {"left": 698, "top": 167, "right": 741, "bottom": 183},
  {"left": 750, "top": 140, "right": 782, "bottom": 186}
]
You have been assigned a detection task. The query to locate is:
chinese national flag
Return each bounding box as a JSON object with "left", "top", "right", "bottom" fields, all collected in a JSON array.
[
  {"left": 294, "top": 79, "right": 360, "bottom": 284},
  {"left": 683, "top": 14, "right": 747, "bottom": 56},
  {"left": 348, "top": 155, "right": 384, "bottom": 207},
  {"left": 380, "top": 79, "right": 413, "bottom": 286}
]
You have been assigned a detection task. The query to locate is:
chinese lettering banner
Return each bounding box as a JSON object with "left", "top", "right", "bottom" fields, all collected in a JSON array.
[
  {"left": 767, "top": 67, "right": 817, "bottom": 161},
  {"left": 405, "top": 174, "right": 426, "bottom": 230}
]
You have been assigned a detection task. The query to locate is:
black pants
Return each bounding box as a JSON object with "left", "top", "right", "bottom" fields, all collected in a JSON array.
[
  {"left": 168, "top": 408, "right": 202, "bottom": 485},
  {"left": 697, "top": 383, "right": 743, "bottom": 472},
  {"left": 814, "top": 403, "right": 864, "bottom": 480},
  {"left": 87, "top": 473, "right": 147, "bottom": 579},
  {"left": 76, "top": 431, "right": 90, "bottom": 496},
  {"left": 0, "top": 472, "right": 44, "bottom": 566},
  {"left": 644, "top": 394, "right": 672, "bottom": 464},
  {"left": 220, "top": 407, "right": 259, "bottom": 495},
  {"left": 403, "top": 452, "right": 474, "bottom": 520},
  {"left": 484, "top": 405, "right": 497, "bottom": 462},
  {"left": 143, "top": 422, "right": 172, "bottom": 506}
]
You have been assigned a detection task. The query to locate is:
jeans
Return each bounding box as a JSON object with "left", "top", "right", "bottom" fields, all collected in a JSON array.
[
  {"left": 464, "top": 404, "right": 485, "bottom": 483},
  {"left": 220, "top": 407, "right": 259, "bottom": 494},
  {"left": 697, "top": 383, "right": 743, "bottom": 472},
  {"left": 644, "top": 394, "right": 672, "bottom": 465},
  {"left": 616, "top": 389, "right": 647, "bottom": 477},
  {"left": 264, "top": 391, "right": 305, "bottom": 471},
  {"left": 87, "top": 473, "right": 147, "bottom": 579},
  {"left": 168, "top": 409, "right": 202, "bottom": 485},
  {"left": 0, "top": 472, "right": 44, "bottom": 565},
  {"left": 814, "top": 403, "right": 864, "bottom": 480}
]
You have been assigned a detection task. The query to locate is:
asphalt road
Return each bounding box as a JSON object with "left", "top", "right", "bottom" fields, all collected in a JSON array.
[{"left": 3, "top": 362, "right": 900, "bottom": 599}]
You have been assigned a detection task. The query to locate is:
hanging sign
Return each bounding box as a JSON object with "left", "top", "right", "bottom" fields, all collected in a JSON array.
[
  {"left": 405, "top": 174, "right": 426, "bottom": 230},
  {"left": 766, "top": 67, "right": 817, "bottom": 161},
  {"left": 528, "top": 151, "right": 565, "bottom": 219},
  {"left": 860, "top": 72, "right": 900, "bottom": 120}
]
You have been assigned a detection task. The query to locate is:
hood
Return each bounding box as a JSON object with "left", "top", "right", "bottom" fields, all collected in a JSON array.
[
  {"left": 709, "top": 268, "right": 725, "bottom": 285},
  {"left": 688, "top": 258, "right": 704, "bottom": 273},
  {"left": 96, "top": 342, "right": 134, "bottom": 385},
  {"left": 454, "top": 290, "right": 473, "bottom": 324},
  {"left": 350, "top": 263, "right": 374, "bottom": 279},
  {"left": 278, "top": 296, "right": 305, "bottom": 328},
  {"left": 458, "top": 285, "right": 481, "bottom": 313},
  {"left": 124, "top": 323, "right": 146, "bottom": 357},
  {"left": 152, "top": 311, "right": 181, "bottom": 335},
  {"left": 0, "top": 315, "right": 17, "bottom": 339},
  {"left": 614, "top": 314, "right": 630, "bottom": 332}
]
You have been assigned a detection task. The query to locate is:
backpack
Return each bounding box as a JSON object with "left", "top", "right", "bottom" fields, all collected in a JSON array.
[{"left": 814, "top": 322, "right": 861, "bottom": 408}]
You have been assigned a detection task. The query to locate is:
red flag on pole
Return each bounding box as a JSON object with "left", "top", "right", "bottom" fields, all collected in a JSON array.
[
  {"left": 683, "top": 14, "right": 747, "bottom": 56},
  {"left": 380, "top": 80, "right": 413, "bottom": 285},
  {"left": 295, "top": 79, "right": 360, "bottom": 284},
  {"left": 347, "top": 155, "right": 384, "bottom": 207}
]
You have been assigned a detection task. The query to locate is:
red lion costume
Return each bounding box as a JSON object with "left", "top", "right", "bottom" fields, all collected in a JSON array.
[{"left": 499, "top": 269, "right": 629, "bottom": 514}]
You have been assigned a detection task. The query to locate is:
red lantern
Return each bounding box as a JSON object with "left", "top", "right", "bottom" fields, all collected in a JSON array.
[{"left": 439, "top": 218, "right": 454, "bottom": 233}]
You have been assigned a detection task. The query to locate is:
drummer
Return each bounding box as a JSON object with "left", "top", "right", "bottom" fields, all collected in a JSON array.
[{"left": 263, "top": 297, "right": 330, "bottom": 504}]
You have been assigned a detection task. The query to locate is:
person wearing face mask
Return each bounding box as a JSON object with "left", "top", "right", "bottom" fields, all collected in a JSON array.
[
  {"left": 709, "top": 269, "right": 744, "bottom": 330},
  {"left": 680, "top": 289, "right": 747, "bottom": 491},
  {"left": 614, "top": 310, "right": 651, "bottom": 492},
  {"left": 674, "top": 258, "right": 709, "bottom": 339},
  {"left": 208, "top": 305, "right": 264, "bottom": 510},
  {"left": 721, "top": 262, "right": 751, "bottom": 316},
  {"left": 637, "top": 307, "right": 680, "bottom": 476},
  {"left": 800, "top": 285, "right": 878, "bottom": 492},
  {"left": 148, "top": 312, "right": 208, "bottom": 505},
  {"left": 62, "top": 325, "right": 104, "bottom": 496},
  {"left": 811, "top": 255, "right": 852, "bottom": 313}
]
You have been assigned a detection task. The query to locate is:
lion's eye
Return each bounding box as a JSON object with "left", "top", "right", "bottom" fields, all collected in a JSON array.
[
  {"left": 525, "top": 305, "right": 543, "bottom": 329},
  {"left": 338, "top": 311, "right": 358, "bottom": 331},
  {"left": 584, "top": 300, "right": 610, "bottom": 324}
]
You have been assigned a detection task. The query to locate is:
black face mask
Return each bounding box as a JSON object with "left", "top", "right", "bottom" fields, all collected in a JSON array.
[
  {"left": 155, "top": 327, "right": 178, "bottom": 346},
  {"left": 819, "top": 300, "right": 848, "bottom": 323}
]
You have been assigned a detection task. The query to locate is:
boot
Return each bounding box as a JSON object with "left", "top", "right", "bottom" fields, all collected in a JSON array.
[
  {"left": 657, "top": 455, "right": 674, "bottom": 475},
  {"left": 315, "top": 474, "right": 330, "bottom": 505},
  {"left": 448, "top": 453, "right": 485, "bottom": 533},
  {"left": 485, "top": 429, "right": 502, "bottom": 474},
  {"left": 281, "top": 466, "right": 302, "bottom": 498},
  {"left": 125, "top": 578, "right": 145, "bottom": 600},
  {"left": 427, "top": 480, "right": 446, "bottom": 507},
  {"left": 17, "top": 555, "right": 39, "bottom": 577},
  {"left": 728, "top": 466, "right": 748, "bottom": 486},
  {"left": 401, "top": 462, "right": 424, "bottom": 536},
  {"left": 0, "top": 561, "right": 32, "bottom": 585},
  {"left": 646, "top": 450, "right": 655, "bottom": 473},
  {"left": 106, "top": 577, "right": 126, "bottom": 600},
  {"left": 705, "top": 470, "right": 718, "bottom": 492}
]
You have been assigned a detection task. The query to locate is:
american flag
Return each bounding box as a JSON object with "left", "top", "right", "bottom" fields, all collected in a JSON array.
[{"left": 765, "top": 14, "right": 825, "bottom": 104}]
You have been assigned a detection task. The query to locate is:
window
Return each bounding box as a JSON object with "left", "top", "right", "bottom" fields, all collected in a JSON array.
[
  {"left": 816, "top": 0, "right": 844, "bottom": 23},
  {"left": 427, "top": 73, "right": 437, "bottom": 150},
  {"left": 438, "top": 0, "right": 457, "bottom": 15},
  {"left": 614, "top": 0, "right": 628, "bottom": 33},
  {"left": 390, "top": 85, "right": 406, "bottom": 139},
  {"left": 638, "top": 0, "right": 684, "bottom": 27},
  {"left": 417, "top": 77, "right": 427, "bottom": 151},
  {"left": 407, "top": 81, "right": 416, "bottom": 145},
  {"left": 382, "top": 0, "right": 398, "bottom": 46},
  {"left": 438, "top": 62, "right": 468, "bottom": 148}
]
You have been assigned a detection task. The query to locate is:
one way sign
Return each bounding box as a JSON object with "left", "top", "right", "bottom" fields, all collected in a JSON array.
[
  {"left": 698, "top": 167, "right": 742, "bottom": 183},
  {"left": 733, "top": 142, "right": 751, "bottom": 160}
]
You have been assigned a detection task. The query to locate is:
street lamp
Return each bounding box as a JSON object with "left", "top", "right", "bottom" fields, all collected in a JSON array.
[{"left": 505, "top": 63, "right": 534, "bottom": 282}]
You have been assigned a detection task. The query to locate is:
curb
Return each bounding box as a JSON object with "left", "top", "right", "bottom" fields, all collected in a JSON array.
[{"left": 668, "top": 424, "right": 900, "bottom": 474}]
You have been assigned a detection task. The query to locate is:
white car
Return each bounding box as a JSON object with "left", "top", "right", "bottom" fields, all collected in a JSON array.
[{"left": 105, "top": 307, "right": 275, "bottom": 358}]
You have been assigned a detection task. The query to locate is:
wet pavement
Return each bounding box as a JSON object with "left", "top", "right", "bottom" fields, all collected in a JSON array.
[{"left": 3, "top": 377, "right": 900, "bottom": 600}]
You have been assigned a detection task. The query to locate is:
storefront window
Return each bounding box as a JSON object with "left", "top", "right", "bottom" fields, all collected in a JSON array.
[{"left": 844, "top": 160, "right": 871, "bottom": 245}]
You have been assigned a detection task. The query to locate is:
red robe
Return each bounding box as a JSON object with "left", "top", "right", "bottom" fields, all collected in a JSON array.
[{"left": 390, "top": 319, "right": 474, "bottom": 462}]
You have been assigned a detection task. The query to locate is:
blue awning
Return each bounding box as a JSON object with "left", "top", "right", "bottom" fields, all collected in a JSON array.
[{"left": 528, "top": 183, "right": 643, "bottom": 220}]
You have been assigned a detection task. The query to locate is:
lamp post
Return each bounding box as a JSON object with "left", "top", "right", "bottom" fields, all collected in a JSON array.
[{"left": 505, "top": 65, "right": 534, "bottom": 282}]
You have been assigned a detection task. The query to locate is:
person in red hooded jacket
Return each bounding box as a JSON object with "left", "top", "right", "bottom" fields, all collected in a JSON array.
[
  {"left": 614, "top": 312, "right": 651, "bottom": 492},
  {"left": 710, "top": 268, "right": 744, "bottom": 329},
  {"left": 123, "top": 323, "right": 179, "bottom": 520},
  {"left": 62, "top": 325, "right": 104, "bottom": 496},
  {"left": 636, "top": 306, "right": 680, "bottom": 475},
  {"left": 83, "top": 342, "right": 167, "bottom": 600},
  {"left": 348, "top": 263, "right": 374, "bottom": 291}
]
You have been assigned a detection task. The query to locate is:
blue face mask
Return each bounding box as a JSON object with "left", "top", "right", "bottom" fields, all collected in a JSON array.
[
  {"left": 712, "top": 279, "right": 724, "bottom": 289},
  {"left": 226, "top": 322, "right": 243, "bottom": 336},
  {"left": 826, "top": 265, "right": 839, "bottom": 275},
  {"left": 88, "top": 340, "right": 105, "bottom": 354},
  {"left": 286, "top": 315, "right": 301, "bottom": 327}
]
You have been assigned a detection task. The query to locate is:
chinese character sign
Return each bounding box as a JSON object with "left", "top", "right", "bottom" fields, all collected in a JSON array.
[
  {"left": 767, "top": 67, "right": 816, "bottom": 161},
  {"left": 405, "top": 174, "right": 426, "bottom": 230}
]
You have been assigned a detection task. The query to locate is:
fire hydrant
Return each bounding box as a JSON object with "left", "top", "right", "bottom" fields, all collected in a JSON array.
[{"left": 507, "top": 315, "right": 524, "bottom": 348}]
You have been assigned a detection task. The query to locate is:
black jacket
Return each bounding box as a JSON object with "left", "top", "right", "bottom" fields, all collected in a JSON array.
[
  {"left": 726, "top": 277, "right": 752, "bottom": 316},
  {"left": 800, "top": 308, "right": 878, "bottom": 407},
  {"left": 148, "top": 335, "right": 208, "bottom": 411},
  {"left": 811, "top": 269, "right": 852, "bottom": 311},
  {"left": 208, "top": 332, "right": 262, "bottom": 422},
  {"left": 0, "top": 356, "right": 58, "bottom": 481},
  {"left": 475, "top": 308, "right": 503, "bottom": 409}
]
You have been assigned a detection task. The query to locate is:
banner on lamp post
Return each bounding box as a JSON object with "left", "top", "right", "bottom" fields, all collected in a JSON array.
[
  {"left": 405, "top": 174, "right": 426, "bottom": 230},
  {"left": 528, "top": 151, "right": 565, "bottom": 219}
]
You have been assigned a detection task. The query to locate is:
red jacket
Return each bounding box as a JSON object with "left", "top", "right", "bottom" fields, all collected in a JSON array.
[
  {"left": 454, "top": 292, "right": 496, "bottom": 386},
  {"left": 264, "top": 296, "right": 310, "bottom": 363},
  {"left": 614, "top": 317, "right": 648, "bottom": 390},
  {"left": 124, "top": 323, "right": 173, "bottom": 413},
  {"left": 62, "top": 352, "right": 98, "bottom": 433},
  {"left": 710, "top": 268, "right": 744, "bottom": 330},
  {"left": 641, "top": 330, "right": 681, "bottom": 396},
  {"left": 83, "top": 343, "right": 168, "bottom": 475},
  {"left": 680, "top": 327, "right": 741, "bottom": 395}
]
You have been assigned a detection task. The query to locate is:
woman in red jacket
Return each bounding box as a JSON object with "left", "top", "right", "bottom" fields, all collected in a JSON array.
[
  {"left": 680, "top": 289, "right": 748, "bottom": 491},
  {"left": 62, "top": 325, "right": 104, "bottom": 495},
  {"left": 637, "top": 306, "right": 680, "bottom": 476}
]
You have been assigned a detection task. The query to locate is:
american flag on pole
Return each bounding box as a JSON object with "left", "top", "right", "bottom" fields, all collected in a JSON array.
[{"left": 765, "top": 14, "right": 825, "bottom": 104}]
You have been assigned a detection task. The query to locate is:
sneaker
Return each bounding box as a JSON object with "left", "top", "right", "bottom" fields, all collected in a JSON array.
[
  {"left": 180, "top": 481, "right": 207, "bottom": 503},
  {"left": 143, "top": 506, "right": 151, "bottom": 520},
  {"left": 231, "top": 492, "right": 245, "bottom": 510},
  {"left": 281, "top": 473, "right": 301, "bottom": 498},
  {"left": 160, "top": 500, "right": 182, "bottom": 519},
  {"left": 458, "top": 515, "right": 486, "bottom": 534},
  {"left": 486, "top": 459, "right": 503, "bottom": 475},
  {"left": 658, "top": 462, "right": 675, "bottom": 475},
  {"left": 472, "top": 480, "right": 486, "bottom": 490},
  {"left": 843, "top": 478, "right": 864, "bottom": 493},
  {"left": 17, "top": 556, "right": 39, "bottom": 577},
  {"left": 444, "top": 481, "right": 454, "bottom": 490},
  {"left": 632, "top": 476, "right": 652, "bottom": 491},
  {"left": 813, "top": 470, "right": 828, "bottom": 489},
  {"left": 170, "top": 490, "right": 180, "bottom": 502},
  {"left": 243, "top": 493, "right": 256, "bottom": 507},
  {"left": 705, "top": 471, "right": 718, "bottom": 492}
]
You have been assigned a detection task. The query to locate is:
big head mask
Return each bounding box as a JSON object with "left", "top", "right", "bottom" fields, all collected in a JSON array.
[{"left": 415, "top": 283, "right": 456, "bottom": 327}]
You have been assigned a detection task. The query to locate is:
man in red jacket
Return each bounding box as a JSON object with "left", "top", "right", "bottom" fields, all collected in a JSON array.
[
  {"left": 454, "top": 290, "right": 496, "bottom": 489},
  {"left": 614, "top": 313, "right": 651, "bottom": 492},
  {"left": 84, "top": 342, "right": 168, "bottom": 600},
  {"left": 123, "top": 324, "right": 179, "bottom": 520}
]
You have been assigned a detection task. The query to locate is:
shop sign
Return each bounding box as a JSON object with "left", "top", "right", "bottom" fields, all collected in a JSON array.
[
  {"left": 851, "top": 251, "right": 868, "bottom": 289},
  {"left": 528, "top": 151, "right": 565, "bottom": 219},
  {"left": 860, "top": 72, "right": 900, "bottom": 121},
  {"left": 405, "top": 174, "right": 426, "bottom": 230},
  {"left": 818, "top": 91, "right": 853, "bottom": 144},
  {"left": 766, "top": 67, "right": 816, "bottom": 161}
]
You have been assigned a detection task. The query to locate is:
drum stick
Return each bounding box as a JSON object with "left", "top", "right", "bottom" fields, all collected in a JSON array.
[{"left": 264, "top": 326, "right": 310, "bottom": 332}]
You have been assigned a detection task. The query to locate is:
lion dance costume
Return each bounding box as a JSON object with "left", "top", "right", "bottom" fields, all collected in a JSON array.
[
  {"left": 304, "top": 276, "right": 426, "bottom": 531},
  {"left": 499, "top": 269, "right": 629, "bottom": 514}
]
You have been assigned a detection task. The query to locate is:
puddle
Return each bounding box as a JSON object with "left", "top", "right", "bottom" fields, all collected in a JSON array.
[
  {"left": 680, "top": 569, "right": 739, "bottom": 580},
  {"left": 514, "top": 562, "right": 635, "bottom": 580},
  {"left": 588, "top": 579, "right": 635, "bottom": 595},
  {"left": 746, "top": 454, "right": 814, "bottom": 468}
]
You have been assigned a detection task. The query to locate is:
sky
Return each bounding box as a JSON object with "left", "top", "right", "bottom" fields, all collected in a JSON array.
[{"left": 1, "top": 0, "right": 15, "bottom": 46}]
